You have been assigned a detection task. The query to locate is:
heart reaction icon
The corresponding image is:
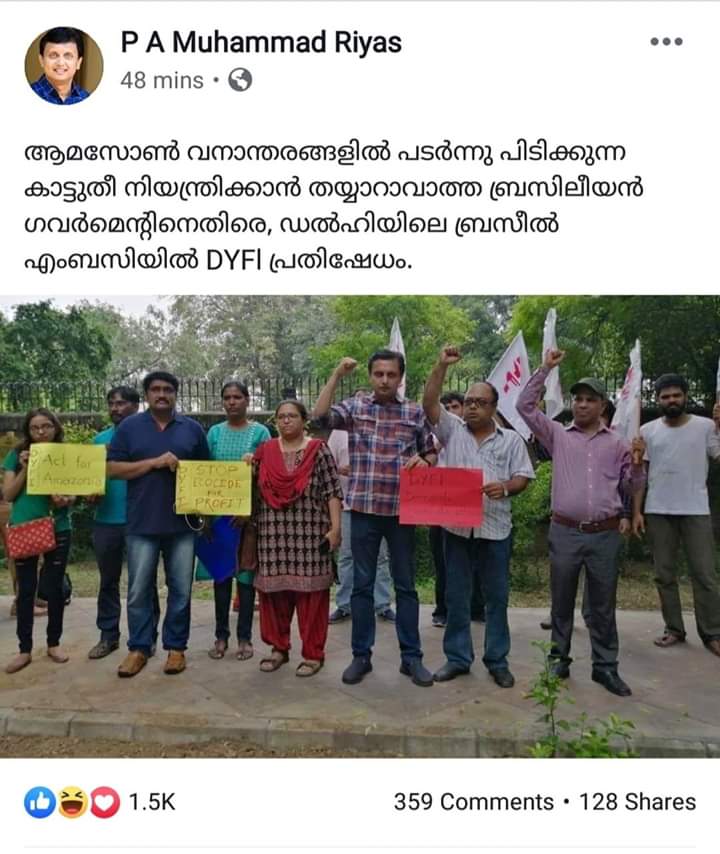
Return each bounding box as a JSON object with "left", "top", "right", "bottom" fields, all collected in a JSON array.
[{"left": 90, "top": 787, "right": 121, "bottom": 819}]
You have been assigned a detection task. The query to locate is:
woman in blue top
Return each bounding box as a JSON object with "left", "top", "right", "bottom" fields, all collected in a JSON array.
[
  {"left": 2, "top": 409, "right": 75, "bottom": 674},
  {"left": 206, "top": 382, "right": 270, "bottom": 660}
]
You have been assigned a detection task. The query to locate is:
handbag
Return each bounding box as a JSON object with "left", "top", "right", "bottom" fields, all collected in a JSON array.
[
  {"left": 238, "top": 521, "right": 258, "bottom": 572},
  {"left": 5, "top": 517, "right": 56, "bottom": 560}
]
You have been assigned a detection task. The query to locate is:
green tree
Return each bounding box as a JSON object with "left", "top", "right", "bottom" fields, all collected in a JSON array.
[
  {"left": 311, "top": 296, "right": 475, "bottom": 398},
  {"left": 509, "top": 296, "right": 720, "bottom": 404},
  {"left": 5, "top": 301, "right": 111, "bottom": 382}
]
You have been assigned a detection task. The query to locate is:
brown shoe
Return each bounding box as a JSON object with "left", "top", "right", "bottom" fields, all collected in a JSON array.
[
  {"left": 164, "top": 650, "right": 186, "bottom": 675},
  {"left": 5, "top": 653, "right": 32, "bottom": 674},
  {"left": 705, "top": 639, "right": 720, "bottom": 658},
  {"left": 654, "top": 632, "right": 685, "bottom": 648},
  {"left": 118, "top": 650, "right": 148, "bottom": 678}
]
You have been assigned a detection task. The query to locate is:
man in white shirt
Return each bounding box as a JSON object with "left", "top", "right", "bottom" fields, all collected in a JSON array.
[
  {"left": 424, "top": 347, "right": 535, "bottom": 687},
  {"left": 633, "top": 374, "right": 720, "bottom": 658}
]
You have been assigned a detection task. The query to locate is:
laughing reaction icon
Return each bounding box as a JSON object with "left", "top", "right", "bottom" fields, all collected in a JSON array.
[{"left": 58, "top": 786, "right": 88, "bottom": 818}]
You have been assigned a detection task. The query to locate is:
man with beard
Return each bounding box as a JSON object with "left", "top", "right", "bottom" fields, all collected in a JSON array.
[
  {"left": 633, "top": 374, "right": 720, "bottom": 657},
  {"left": 87, "top": 387, "right": 160, "bottom": 660},
  {"left": 517, "top": 349, "right": 646, "bottom": 696}
]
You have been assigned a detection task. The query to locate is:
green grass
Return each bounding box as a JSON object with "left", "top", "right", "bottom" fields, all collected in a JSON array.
[{"left": 0, "top": 558, "right": 700, "bottom": 611}]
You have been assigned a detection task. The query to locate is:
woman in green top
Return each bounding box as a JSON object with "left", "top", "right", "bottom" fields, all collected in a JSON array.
[
  {"left": 206, "top": 382, "right": 270, "bottom": 661},
  {"left": 2, "top": 408, "right": 74, "bottom": 674}
]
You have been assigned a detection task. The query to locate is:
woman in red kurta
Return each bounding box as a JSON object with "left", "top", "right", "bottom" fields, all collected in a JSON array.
[{"left": 254, "top": 400, "right": 342, "bottom": 676}]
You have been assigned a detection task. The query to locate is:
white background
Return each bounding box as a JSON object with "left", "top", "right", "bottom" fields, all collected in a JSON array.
[
  {"left": 1, "top": 3, "right": 717, "bottom": 852},
  {"left": 1, "top": 2, "right": 718, "bottom": 293}
]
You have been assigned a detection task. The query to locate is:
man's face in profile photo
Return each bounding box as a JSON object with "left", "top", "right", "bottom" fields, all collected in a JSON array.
[
  {"left": 30, "top": 27, "right": 90, "bottom": 105},
  {"left": 39, "top": 40, "right": 82, "bottom": 92}
]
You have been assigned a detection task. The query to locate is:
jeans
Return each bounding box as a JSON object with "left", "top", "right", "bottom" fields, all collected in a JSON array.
[
  {"left": 335, "top": 510, "right": 391, "bottom": 612},
  {"left": 214, "top": 578, "right": 254, "bottom": 642},
  {"left": 430, "top": 526, "right": 487, "bottom": 621},
  {"left": 443, "top": 531, "right": 512, "bottom": 672},
  {"left": 15, "top": 531, "right": 71, "bottom": 653},
  {"left": 93, "top": 523, "right": 160, "bottom": 644},
  {"left": 350, "top": 511, "right": 422, "bottom": 664},
  {"left": 126, "top": 532, "right": 195, "bottom": 653}
]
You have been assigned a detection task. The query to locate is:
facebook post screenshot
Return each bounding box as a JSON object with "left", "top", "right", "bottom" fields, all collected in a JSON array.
[{"left": 1, "top": 1, "right": 719, "bottom": 853}]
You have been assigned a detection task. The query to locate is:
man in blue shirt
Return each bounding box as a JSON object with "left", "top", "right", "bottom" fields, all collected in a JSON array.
[
  {"left": 30, "top": 27, "right": 90, "bottom": 105},
  {"left": 108, "top": 372, "right": 209, "bottom": 677},
  {"left": 88, "top": 386, "right": 161, "bottom": 661}
]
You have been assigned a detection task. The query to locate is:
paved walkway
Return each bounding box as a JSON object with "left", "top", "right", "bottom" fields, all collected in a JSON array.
[{"left": 0, "top": 596, "right": 718, "bottom": 757}]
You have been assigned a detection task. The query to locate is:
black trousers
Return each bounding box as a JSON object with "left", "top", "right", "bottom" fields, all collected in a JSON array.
[
  {"left": 429, "top": 525, "right": 485, "bottom": 620},
  {"left": 93, "top": 523, "right": 160, "bottom": 644},
  {"left": 15, "top": 530, "right": 71, "bottom": 653},
  {"left": 214, "top": 577, "right": 255, "bottom": 642},
  {"left": 549, "top": 522, "right": 621, "bottom": 670}
]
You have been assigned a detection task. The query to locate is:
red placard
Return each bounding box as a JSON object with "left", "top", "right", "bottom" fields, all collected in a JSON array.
[{"left": 399, "top": 467, "right": 484, "bottom": 527}]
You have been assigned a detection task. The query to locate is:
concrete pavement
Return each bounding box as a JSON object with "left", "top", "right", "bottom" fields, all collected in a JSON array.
[{"left": 1, "top": 596, "right": 718, "bottom": 757}]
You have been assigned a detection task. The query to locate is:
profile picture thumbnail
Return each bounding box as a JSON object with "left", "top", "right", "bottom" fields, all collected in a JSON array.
[{"left": 25, "top": 27, "right": 103, "bottom": 105}]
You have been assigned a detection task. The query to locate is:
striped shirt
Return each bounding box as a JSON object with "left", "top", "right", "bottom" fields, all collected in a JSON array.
[
  {"left": 31, "top": 75, "right": 89, "bottom": 105},
  {"left": 432, "top": 406, "right": 535, "bottom": 540},
  {"left": 517, "top": 366, "right": 645, "bottom": 521},
  {"left": 322, "top": 393, "right": 435, "bottom": 516}
]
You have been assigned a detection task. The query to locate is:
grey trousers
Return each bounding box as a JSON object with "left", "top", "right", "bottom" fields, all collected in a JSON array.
[
  {"left": 646, "top": 514, "right": 720, "bottom": 643},
  {"left": 548, "top": 522, "right": 622, "bottom": 670}
]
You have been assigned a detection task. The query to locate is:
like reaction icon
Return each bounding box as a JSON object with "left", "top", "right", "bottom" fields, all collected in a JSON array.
[
  {"left": 91, "top": 786, "right": 121, "bottom": 819},
  {"left": 24, "top": 787, "right": 56, "bottom": 819}
]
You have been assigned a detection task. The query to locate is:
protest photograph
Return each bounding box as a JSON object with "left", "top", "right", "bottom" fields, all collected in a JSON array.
[{"left": 1, "top": 294, "right": 719, "bottom": 759}]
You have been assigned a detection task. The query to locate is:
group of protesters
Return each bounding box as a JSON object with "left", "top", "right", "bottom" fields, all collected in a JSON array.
[{"left": 3, "top": 346, "right": 720, "bottom": 697}]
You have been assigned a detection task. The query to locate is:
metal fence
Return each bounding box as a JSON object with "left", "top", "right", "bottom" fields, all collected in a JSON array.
[{"left": 0, "top": 373, "right": 712, "bottom": 414}]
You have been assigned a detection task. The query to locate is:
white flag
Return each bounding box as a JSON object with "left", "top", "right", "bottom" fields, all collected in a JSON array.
[
  {"left": 542, "top": 308, "right": 563, "bottom": 420},
  {"left": 487, "top": 331, "right": 532, "bottom": 439},
  {"left": 388, "top": 316, "right": 406, "bottom": 400},
  {"left": 611, "top": 339, "right": 642, "bottom": 441}
]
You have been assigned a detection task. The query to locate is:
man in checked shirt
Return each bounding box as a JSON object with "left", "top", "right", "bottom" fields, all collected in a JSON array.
[
  {"left": 313, "top": 351, "right": 437, "bottom": 687},
  {"left": 517, "top": 348, "right": 646, "bottom": 697}
]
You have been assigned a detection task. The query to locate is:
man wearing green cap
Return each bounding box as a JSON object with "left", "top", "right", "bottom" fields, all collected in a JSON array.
[{"left": 517, "top": 349, "right": 646, "bottom": 697}]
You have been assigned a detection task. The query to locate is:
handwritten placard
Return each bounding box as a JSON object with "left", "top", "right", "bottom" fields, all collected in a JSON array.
[
  {"left": 176, "top": 460, "right": 252, "bottom": 516},
  {"left": 27, "top": 443, "right": 107, "bottom": 496},
  {"left": 399, "top": 467, "right": 484, "bottom": 527}
]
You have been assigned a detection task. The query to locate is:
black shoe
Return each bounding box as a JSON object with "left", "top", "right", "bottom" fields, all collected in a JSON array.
[
  {"left": 433, "top": 662, "right": 470, "bottom": 682},
  {"left": 551, "top": 661, "right": 570, "bottom": 679},
  {"left": 399, "top": 659, "right": 434, "bottom": 687},
  {"left": 540, "top": 618, "right": 552, "bottom": 630},
  {"left": 329, "top": 608, "right": 350, "bottom": 624},
  {"left": 491, "top": 669, "right": 515, "bottom": 688},
  {"left": 376, "top": 607, "right": 396, "bottom": 623},
  {"left": 342, "top": 656, "right": 372, "bottom": 684},
  {"left": 592, "top": 669, "right": 632, "bottom": 697},
  {"left": 88, "top": 639, "right": 119, "bottom": 660},
  {"left": 471, "top": 613, "right": 486, "bottom": 624},
  {"left": 431, "top": 614, "right": 447, "bottom": 628}
]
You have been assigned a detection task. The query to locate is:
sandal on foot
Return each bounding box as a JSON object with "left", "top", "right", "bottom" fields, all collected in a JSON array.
[
  {"left": 236, "top": 642, "right": 254, "bottom": 661},
  {"left": 47, "top": 647, "right": 69, "bottom": 664},
  {"left": 5, "top": 653, "right": 32, "bottom": 674},
  {"left": 296, "top": 659, "right": 323, "bottom": 677},
  {"left": 208, "top": 639, "right": 228, "bottom": 660},
  {"left": 259, "top": 649, "right": 289, "bottom": 672}
]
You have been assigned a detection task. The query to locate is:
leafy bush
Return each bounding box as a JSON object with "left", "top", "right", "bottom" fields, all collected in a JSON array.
[
  {"left": 510, "top": 462, "right": 552, "bottom": 590},
  {"left": 526, "top": 641, "right": 636, "bottom": 758}
]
